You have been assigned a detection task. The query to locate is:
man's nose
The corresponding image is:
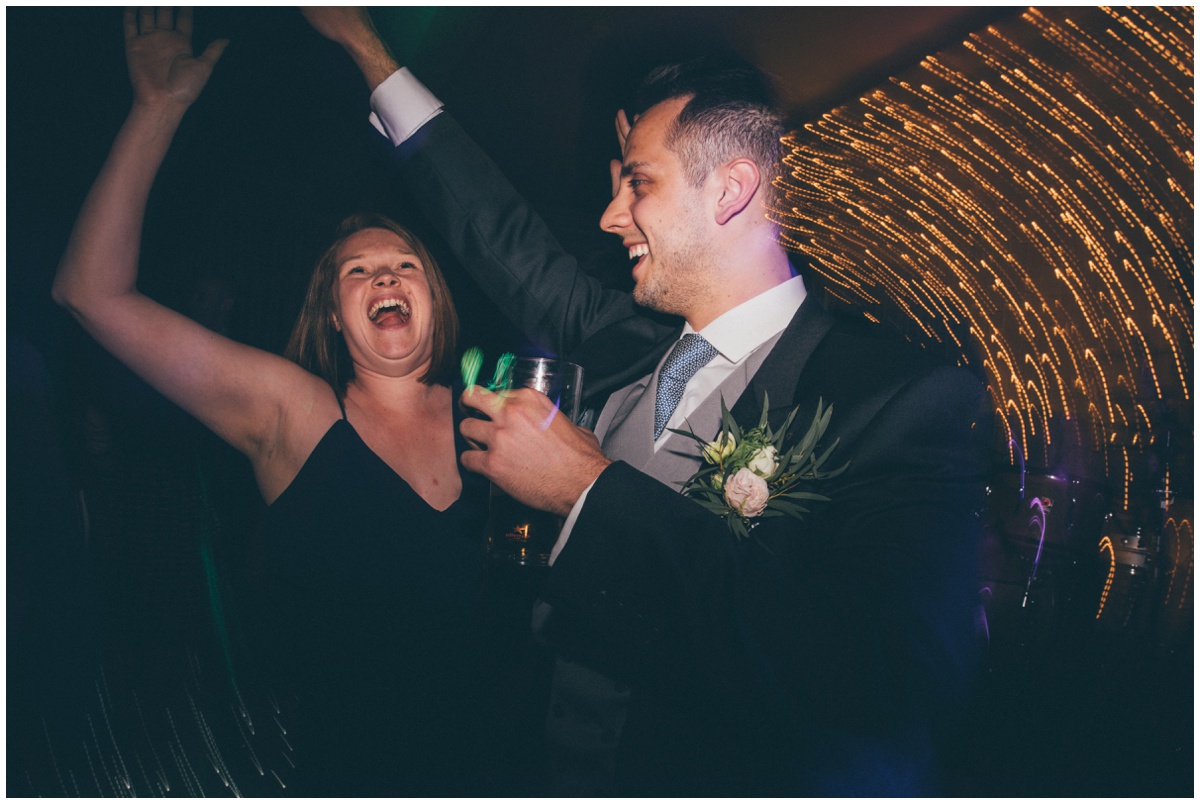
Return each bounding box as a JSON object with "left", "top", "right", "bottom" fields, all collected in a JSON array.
[{"left": 600, "top": 189, "right": 632, "bottom": 234}]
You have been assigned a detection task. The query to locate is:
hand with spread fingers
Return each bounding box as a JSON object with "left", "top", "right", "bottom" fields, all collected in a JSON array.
[
  {"left": 124, "top": 7, "right": 227, "bottom": 111},
  {"left": 459, "top": 385, "right": 610, "bottom": 517}
]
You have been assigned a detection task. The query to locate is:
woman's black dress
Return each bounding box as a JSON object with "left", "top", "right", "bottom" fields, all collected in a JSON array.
[{"left": 239, "top": 398, "right": 490, "bottom": 796}]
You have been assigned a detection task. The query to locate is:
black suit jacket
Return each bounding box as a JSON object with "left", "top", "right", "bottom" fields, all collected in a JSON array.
[
  {"left": 393, "top": 112, "right": 990, "bottom": 795},
  {"left": 546, "top": 304, "right": 990, "bottom": 795}
]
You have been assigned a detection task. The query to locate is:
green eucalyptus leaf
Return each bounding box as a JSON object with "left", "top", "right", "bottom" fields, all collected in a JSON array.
[
  {"left": 770, "top": 498, "right": 811, "bottom": 517},
  {"left": 679, "top": 394, "right": 847, "bottom": 543},
  {"left": 784, "top": 491, "right": 831, "bottom": 502},
  {"left": 719, "top": 397, "right": 741, "bottom": 443},
  {"left": 732, "top": 517, "right": 749, "bottom": 541},
  {"left": 773, "top": 406, "right": 800, "bottom": 450},
  {"left": 667, "top": 426, "right": 709, "bottom": 445}
]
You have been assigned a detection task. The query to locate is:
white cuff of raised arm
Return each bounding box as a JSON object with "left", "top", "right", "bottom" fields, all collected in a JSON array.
[
  {"left": 368, "top": 67, "right": 444, "bottom": 146},
  {"left": 548, "top": 479, "right": 595, "bottom": 566}
]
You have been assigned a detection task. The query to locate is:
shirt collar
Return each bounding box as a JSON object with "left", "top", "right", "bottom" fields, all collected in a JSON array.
[{"left": 682, "top": 274, "right": 807, "bottom": 363}]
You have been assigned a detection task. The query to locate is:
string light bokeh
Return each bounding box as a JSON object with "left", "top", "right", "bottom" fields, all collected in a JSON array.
[{"left": 775, "top": 6, "right": 1192, "bottom": 511}]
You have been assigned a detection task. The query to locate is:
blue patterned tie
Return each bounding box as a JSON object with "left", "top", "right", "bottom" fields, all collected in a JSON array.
[{"left": 653, "top": 334, "right": 719, "bottom": 440}]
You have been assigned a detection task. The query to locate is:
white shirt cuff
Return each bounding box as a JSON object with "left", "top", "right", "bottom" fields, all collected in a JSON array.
[
  {"left": 548, "top": 479, "right": 595, "bottom": 566},
  {"left": 368, "top": 67, "right": 444, "bottom": 146}
]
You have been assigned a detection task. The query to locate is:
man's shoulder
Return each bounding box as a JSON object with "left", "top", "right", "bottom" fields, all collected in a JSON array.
[
  {"left": 819, "top": 310, "right": 976, "bottom": 379},
  {"left": 791, "top": 308, "right": 984, "bottom": 412}
]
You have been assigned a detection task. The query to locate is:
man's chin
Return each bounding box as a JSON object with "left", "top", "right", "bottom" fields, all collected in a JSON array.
[
  {"left": 631, "top": 281, "right": 654, "bottom": 309},
  {"left": 632, "top": 281, "right": 672, "bottom": 315}
]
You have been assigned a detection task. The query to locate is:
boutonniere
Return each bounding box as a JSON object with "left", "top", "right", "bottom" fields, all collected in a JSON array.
[{"left": 672, "top": 394, "right": 849, "bottom": 543}]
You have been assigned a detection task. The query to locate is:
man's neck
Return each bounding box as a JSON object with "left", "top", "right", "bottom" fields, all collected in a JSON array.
[{"left": 685, "top": 242, "right": 795, "bottom": 330}]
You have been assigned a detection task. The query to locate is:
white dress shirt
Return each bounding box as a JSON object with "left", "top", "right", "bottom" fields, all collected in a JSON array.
[
  {"left": 369, "top": 68, "right": 445, "bottom": 146},
  {"left": 652, "top": 276, "right": 807, "bottom": 449}
]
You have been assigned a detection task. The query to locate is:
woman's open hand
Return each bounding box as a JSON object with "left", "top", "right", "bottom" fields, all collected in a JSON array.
[{"left": 124, "top": 7, "right": 227, "bottom": 111}]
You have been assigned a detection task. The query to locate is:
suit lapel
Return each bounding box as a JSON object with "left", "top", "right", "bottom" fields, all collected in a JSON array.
[
  {"left": 596, "top": 298, "right": 836, "bottom": 485},
  {"left": 729, "top": 299, "right": 835, "bottom": 428}
]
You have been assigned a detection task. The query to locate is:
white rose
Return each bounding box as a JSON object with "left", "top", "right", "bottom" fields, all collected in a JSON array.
[
  {"left": 723, "top": 468, "right": 770, "bottom": 518},
  {"left": 747, "top": 445, "right": 779, "bottom": 477},
  {"left": 702, "top": 432, "right": 736, "bottom": 464}
]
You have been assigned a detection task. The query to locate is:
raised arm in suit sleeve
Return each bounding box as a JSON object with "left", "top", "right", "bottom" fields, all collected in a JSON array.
[{"left": 389, "top": 111, "right": 677, "bottom": 398}]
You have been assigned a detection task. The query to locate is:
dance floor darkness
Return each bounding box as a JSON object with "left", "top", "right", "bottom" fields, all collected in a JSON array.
[{"left": 8, "top": 7, "right": 1191, "bottom": 796}]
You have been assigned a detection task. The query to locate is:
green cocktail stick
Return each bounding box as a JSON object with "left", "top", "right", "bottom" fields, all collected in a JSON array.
[
  {"left": 489, "top": 351, "right": 516, "bottom": 392},
  {"left": 460, "top": 346, "right": 484, "bottom": 388}
]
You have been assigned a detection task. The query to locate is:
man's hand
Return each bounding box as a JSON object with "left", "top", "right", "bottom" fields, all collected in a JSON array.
[
  {"left": 615, "top": 108, "right": 632, "bottom": 154},
  {"left": 124, "top": 7, "right": 227, "bottom": 112},
  {"left": 609, "top": 109, "right": 633, "bottom": 196},
  {"left": 300, "top": 6, "right": 375, "bottom": 47},
  {"left": 460, "top": 386, "right": 611, "bottom": 517},
  {"left": 301, "top": 7, "right": 397, "bottom": 90}
]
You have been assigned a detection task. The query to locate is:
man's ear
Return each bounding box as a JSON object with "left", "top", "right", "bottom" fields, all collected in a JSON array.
[{"left": 714, "top": 158, "right": 761, "bottom": 225}]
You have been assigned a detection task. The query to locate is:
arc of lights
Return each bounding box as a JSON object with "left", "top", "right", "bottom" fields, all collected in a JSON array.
[{"left": 774, "top": 7, "right": 1192, "bottom": 500}]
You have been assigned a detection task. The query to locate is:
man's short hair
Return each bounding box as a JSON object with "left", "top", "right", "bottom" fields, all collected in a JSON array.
[{"left": 632, "top": 56, "right": 784, "bottom": 208}]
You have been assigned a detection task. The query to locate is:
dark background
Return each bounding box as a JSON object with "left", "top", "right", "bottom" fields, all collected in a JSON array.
[{"left": 8, "top": 7, "right": 1191, "bottom": 797}]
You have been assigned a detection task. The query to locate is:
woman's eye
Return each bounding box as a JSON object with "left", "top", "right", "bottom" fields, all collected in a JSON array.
[
  {"left": 347, "top": 266, "right": 365, "bottom": 274},
  {"left": 399, "top": 261, "right": 417, "bottom": 270}
]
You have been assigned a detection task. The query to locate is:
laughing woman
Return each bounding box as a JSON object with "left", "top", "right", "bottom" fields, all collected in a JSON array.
[{"left": 53, "top": 9, "right": 490, "bottom": 795}]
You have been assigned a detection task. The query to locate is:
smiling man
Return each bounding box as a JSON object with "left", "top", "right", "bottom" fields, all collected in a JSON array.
[{"left": 305, "top": 8, "right": 991, "bottom": 796}]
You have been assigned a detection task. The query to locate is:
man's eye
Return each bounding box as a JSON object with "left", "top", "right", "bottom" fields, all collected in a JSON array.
[{"left": 629, "top": 179, "right": 646, "bottom": 190}]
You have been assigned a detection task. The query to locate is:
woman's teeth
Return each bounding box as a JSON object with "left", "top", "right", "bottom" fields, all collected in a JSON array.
[{"left": 368, "top": 299, "right": 410, "bottom": 320}]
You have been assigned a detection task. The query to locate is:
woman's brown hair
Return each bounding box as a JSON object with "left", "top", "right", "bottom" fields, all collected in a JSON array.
[{"left": 285, "top": 213, "right": 459, "bottom": 393}]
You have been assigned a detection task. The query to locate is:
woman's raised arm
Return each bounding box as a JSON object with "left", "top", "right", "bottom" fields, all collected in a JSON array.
[{"left": 53, "top": 8, "right": 329, "bottom": 482}]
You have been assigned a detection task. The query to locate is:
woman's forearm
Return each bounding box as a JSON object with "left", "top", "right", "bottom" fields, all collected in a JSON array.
[{"left": 52, "top": 102, "right": 185, "bottom": 315}]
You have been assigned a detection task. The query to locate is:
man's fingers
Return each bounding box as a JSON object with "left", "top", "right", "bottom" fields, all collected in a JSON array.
[
  {"left": 123, "top": 7, "right": 138, "bottom": 40},
  {"left": 458, "top": 384, "right": 504, "bottom": 418},
  {"left": 459, "top": 446, "right": 486, "bottom": 476},
  {"left": 616, "top": 108, "right": 631, "bottom": 151},
  {"left": 458, "top": 415, "right": 490, "bottom": 449}
]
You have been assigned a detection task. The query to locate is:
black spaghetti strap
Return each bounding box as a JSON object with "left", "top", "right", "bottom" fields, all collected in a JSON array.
[{"left": 334, "top": 387, "right": 348, "bottom": 421}]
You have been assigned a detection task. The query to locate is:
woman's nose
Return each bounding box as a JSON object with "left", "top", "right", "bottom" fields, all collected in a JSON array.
[{"left": 373, "top": 268, "right": 400, "bottom": 286}]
